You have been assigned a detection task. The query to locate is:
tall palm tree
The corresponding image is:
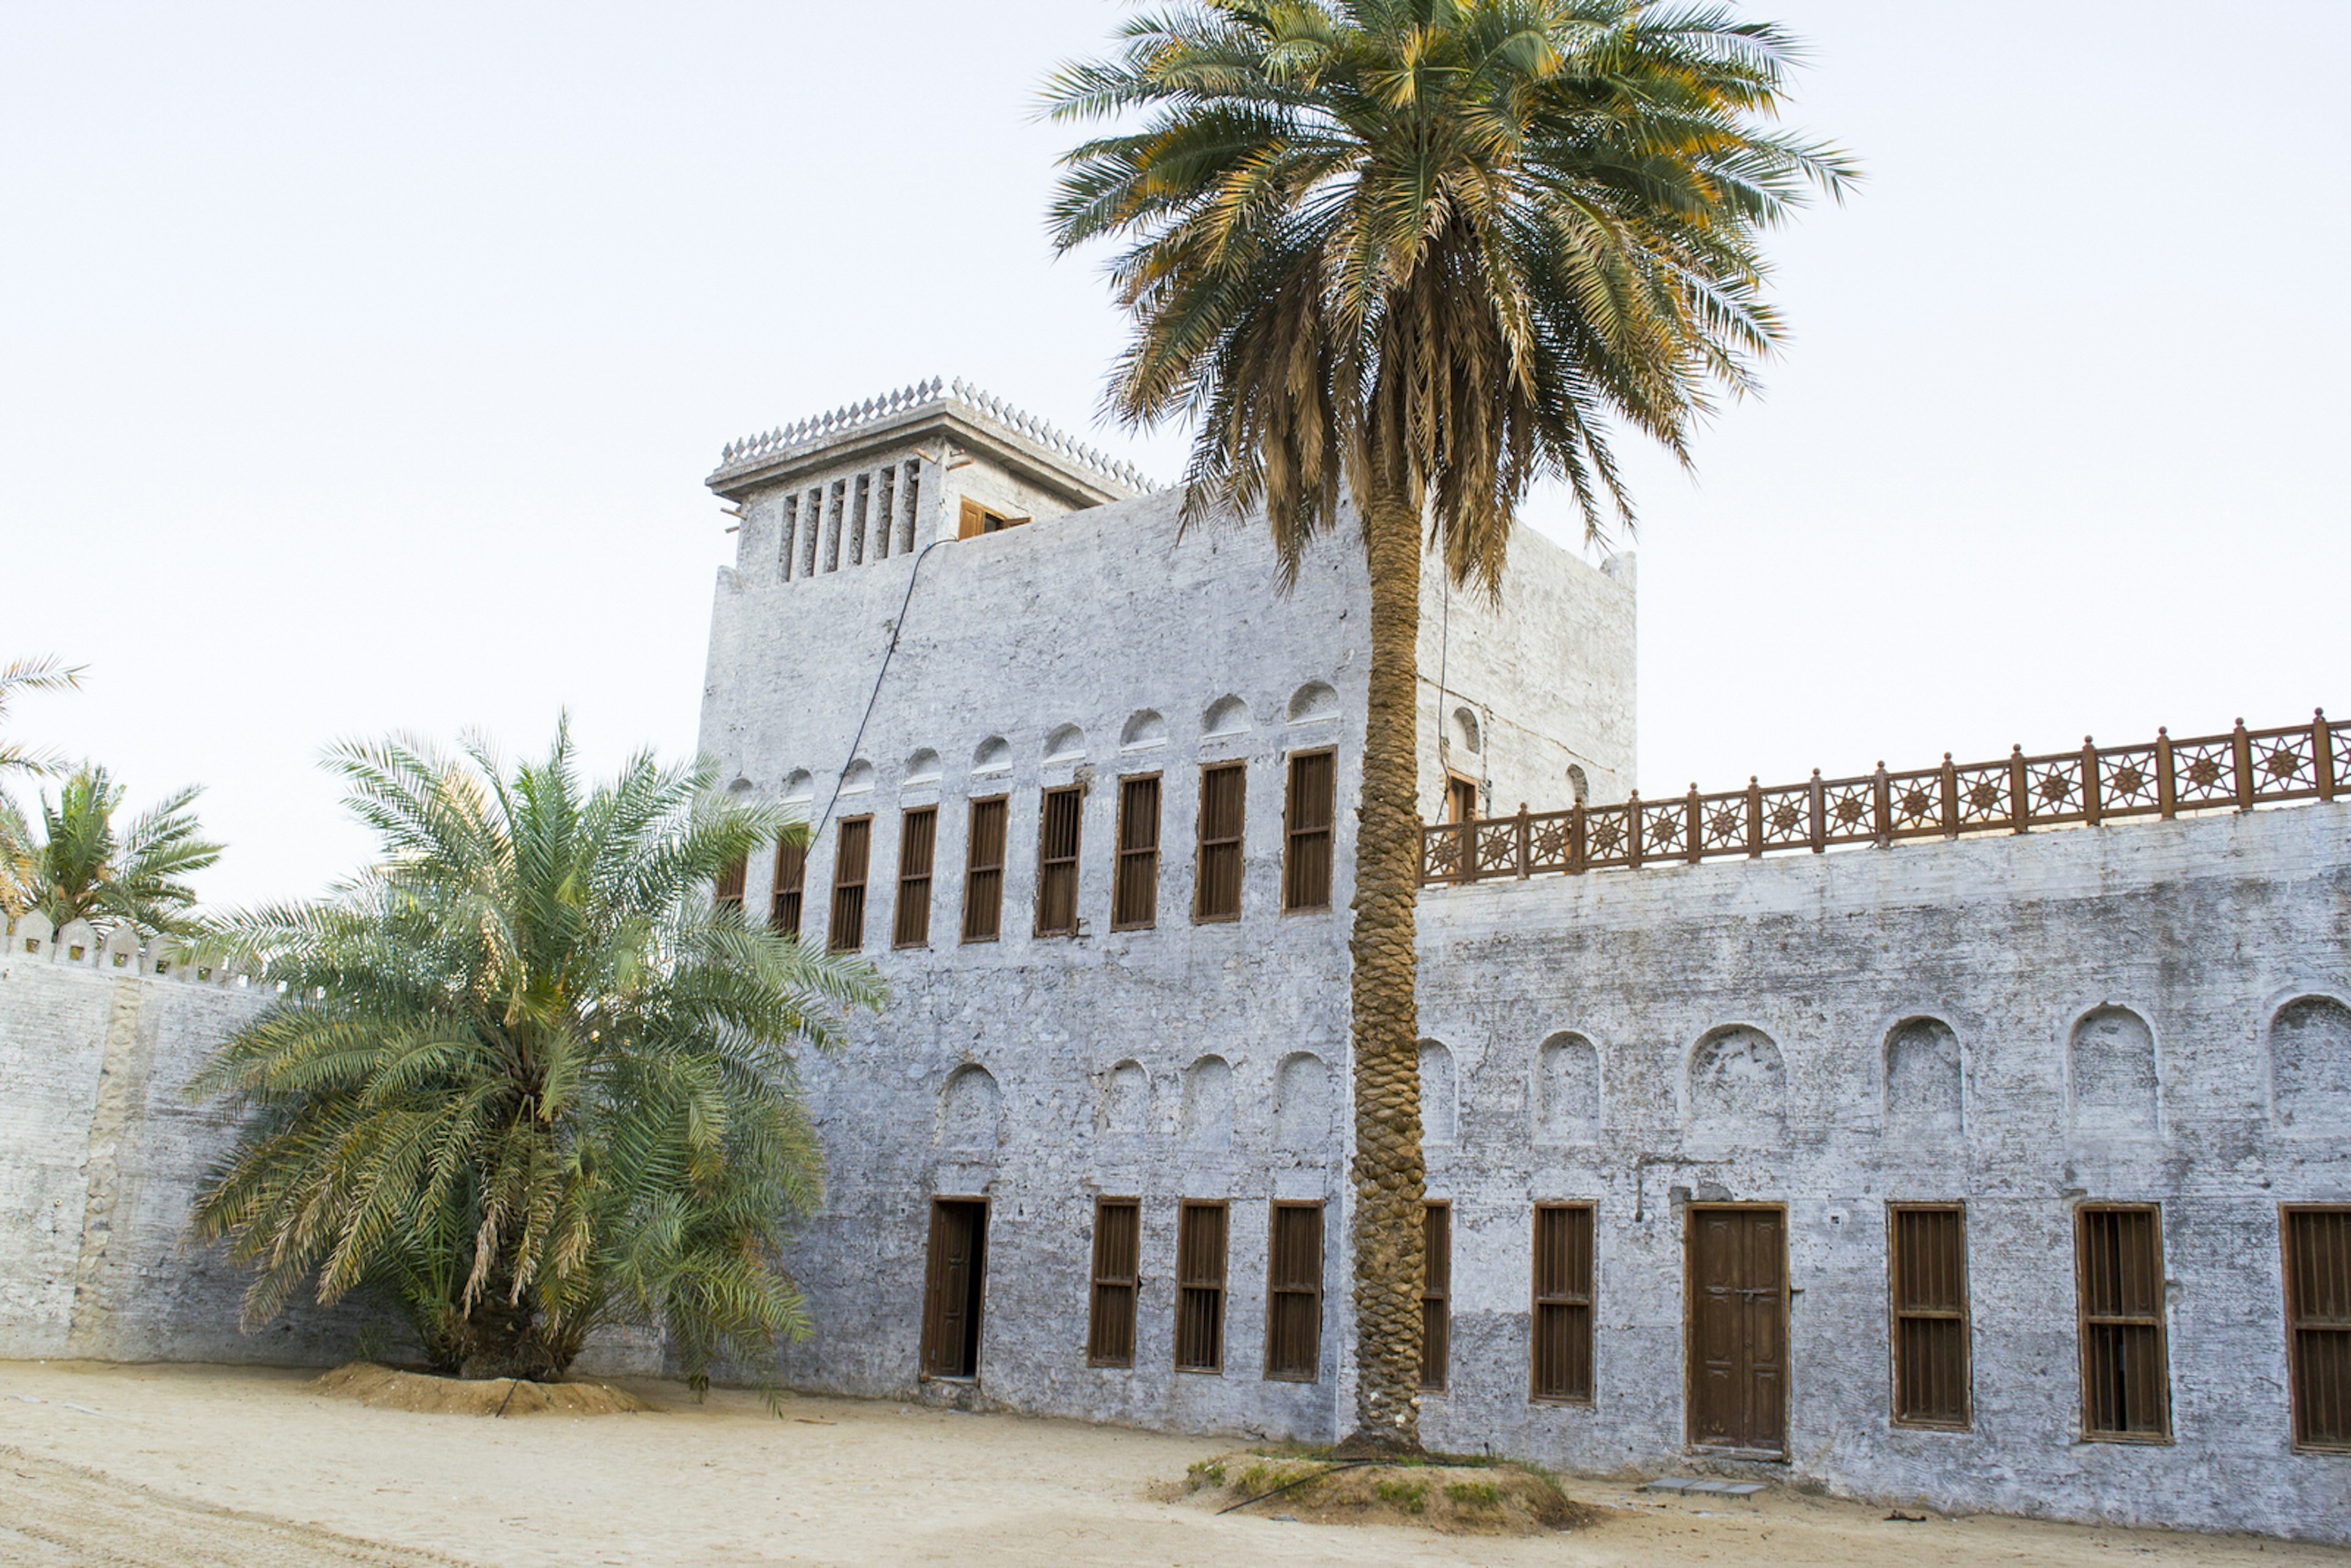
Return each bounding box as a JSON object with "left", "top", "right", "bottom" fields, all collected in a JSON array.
[
  {"left": 0, "top": 763, "right": 222, "bottom": 936},
  {"left": 1044, "top": 0, "right": 1850, "bottom": 1450},
  {"left": 0, "top": 655, "right": 84, "bottom": 778},
  {"left": 190, "top": 726, "right": 883, "bottom": 1386}
]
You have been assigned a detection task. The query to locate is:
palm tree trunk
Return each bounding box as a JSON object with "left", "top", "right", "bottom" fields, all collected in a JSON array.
[{"left": 1341, "top": 478, "right": 1427, "bottom": 1455}]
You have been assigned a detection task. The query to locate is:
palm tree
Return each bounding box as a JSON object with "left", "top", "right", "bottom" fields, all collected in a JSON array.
[
  {"left": 189, "top": 726, "right": 883, "bottom": 1386},
  {"left": 0, "top": 764, "right": 222, "bottom": 936},
  {"left": 1044, "top": 0, "right": 1851, "bottom": 1450},
  {"left": 0, "top": 655, "right": 84, "bottom": 778}
]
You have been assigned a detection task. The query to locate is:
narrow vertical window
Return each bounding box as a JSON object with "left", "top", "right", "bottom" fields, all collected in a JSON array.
[
  {"left": 1420, "top": 1201, "right": 1451, "bottom": 1392},
  {"left": 770, "top": 837, "right": 806, "bottom": 936},
  {"left": 801, "top": 486, "right": 821, "bottom": 578},
  {"left": 779, "top": 494, "right": 799, "bottom": 582},
  {"left": 714, "top": 852, "right": 746, "bottom": 913},
  {"left": 1445, "top": 771, "right": 1479, "bottom": 824},
  {"left": 827, "top": 817, "right": 870, "bottom": 953},
  {"left": 1532, "top": 1202, "right": 1595, "bottom": 1402},
  {"left": 1174, "top": 1201, "right": 1228, "bottom": 1373},
  {"left": 2283, "top": 1206, "right": 2350, "bottom": 1452},
  {"left": 873, "top": 467, "right": 896, "bottom": 560},
  {"left": 823, "top": 479, "right": 844, "bottom": 572},
  {"left": 961, "top": 797, "right": 1007, "bottom": 943},
  {"left": 1889, "top": 1204, "right": 1971, "bottom": 1428},
  {"left": 850, "top": 471, "right": 871, "bottom": 565},
  {"left": 1087, "top": 1198, "right": 1141, "bottom": 1368},
  {"left": 893, "top": 807, "right": 936, "bottom": 948},
  {"left": 1282, "top": 750, "right": 1335, "bottom": 911},
  {"left": 1035, "top": 786, "right": 1082, "bottom": 936},
  {"left": 899, "top": 460, "right": 920, "bottom": 554},
  {"left": 1265, "top": 1202, "right": 1324, "bottom": 1381},
  {"left": 1194, "top": 762, "right": 1246, "bottom": 922},
  {"left": 1112, "top": 775, "right": 1160, "bottom": 929},
  {"left": 2077, "top": 1204, "right": 2171, "bottom": 1441}
]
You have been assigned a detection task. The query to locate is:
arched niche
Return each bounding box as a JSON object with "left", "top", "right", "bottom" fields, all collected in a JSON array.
[
  {"left": 903, "top": 748, "right": 942, "bottom": 786},
  {"left": 1687, "top": 1024, "right": 1787, "bottom": 1146},
  {"left": 838, "top": 759, "right": 875, "bottom": 795},
  {"left": 1181, "top": 1055, "right": 1233, "bottom": 1150},
  {"left": 1275, "top": 1052, "right": 1331, "bottom": 1152},
  {"left": 1452, "top": 707, "right": 1480, "bottom": 754},
  {"left": 1535, "top": 1031, "right": 1599, "bottom": 1144},
  {"left": 1202, "top": 694, "right": 1252, "bottom": 737},
  {"left": 1418, "top": 1038, "right": 1458, "bottom": 1145},
  {"left": 1101, "top": 1060, "right": 1151, "bottom": 1139},
  {"left": 1120, "top": 710, "right": 1168, "bottom": 752},
  {"left": 1044, "top": 724, "right": 1087, "bottom": 763},
  {"left": 1288, "top": 681, "right": 1339, "bottom": 724},
  {"left": 1566, "top": 764, "right": 1589, "bottom": 806},
  {"left": 2069, "top": 1005, "right": 2157, "bottom": 1135},
  {"left": 2270, "top": 995, "right": 2351, "bottom": 1133},
  {"left": 972, "top": 736, "right": 1012, "bottom": 777},
  {"left": 1884, "top": 1017, "right": 1965, "bottom": 1139},
  {"left": 937, "top": 1064, "right": 1003, "bottom": 1153},
  {"left": 782, "top": 768, "right": 815, "bottom": 804}
]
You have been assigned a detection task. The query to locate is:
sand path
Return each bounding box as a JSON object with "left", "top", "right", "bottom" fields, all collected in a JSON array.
[{"left": 0, "top": 1362, "right": 2335, "bottom": 1567}]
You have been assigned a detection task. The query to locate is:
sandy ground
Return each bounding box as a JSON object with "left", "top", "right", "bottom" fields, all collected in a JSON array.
[{"left": 0, "top": 1362, "right": 2338, "bottom": 1568}]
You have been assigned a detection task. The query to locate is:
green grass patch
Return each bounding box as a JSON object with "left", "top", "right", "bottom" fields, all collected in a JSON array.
[
  {"left": 1373, "top": 1478, "right": 1428, "bottom": 1514},
  {"left": 1444, "top": 1479, "right": 1502, "bottom": 1509}
]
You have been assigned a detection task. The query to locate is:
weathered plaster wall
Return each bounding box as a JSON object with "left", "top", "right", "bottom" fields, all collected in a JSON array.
[{"left": 1414, "top": 803, "right": 2351, "bottom": 1541}]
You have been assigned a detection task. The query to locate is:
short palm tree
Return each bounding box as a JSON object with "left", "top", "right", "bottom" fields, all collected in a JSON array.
[
  {"left": 0, "top": 763, "right": 222, "bottom": 936},
  {"left": 0, "top": 655, "right": 84, "bottom": 778},
  {"left": 1045, "top": 0, "right": 1851, "bottom": 1450},
  {"left": 190, "top": 726, "right": 882, "bottom": 1386}
]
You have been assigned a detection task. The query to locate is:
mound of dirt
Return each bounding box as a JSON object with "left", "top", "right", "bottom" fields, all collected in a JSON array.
[
  {"left": 310, "top": 1362, "right": 655, "bottom": 1417},
  {"left": 1179, "top": 1451, "right": 1595, "bottom": 1536}
]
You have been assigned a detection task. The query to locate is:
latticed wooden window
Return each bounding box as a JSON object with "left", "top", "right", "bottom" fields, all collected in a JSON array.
[
  {"left": 1282, "top": 750, "right": 1335, "bottom": 911},
  {"left": 714, "top": 852, "right": 746, "bottom": 912},
  {"left": 961, "top": 797, "right": 1007, "bottom": 943},
  {"left": 1087, "top": 1198, "right": 1141, "bottom": 1368},
  {"left": 1532, "top": 1202, "right": 1595, "bottom": 1402},
  {"left": 1174, "top": 1201, "right": 1227, "bottom": 1373},
  {"left": 1035, "top": 786, "right": 1082, "bottom": 937},
  {"left": 770, "top": 838, "right": 805, "bottom": 937},
  {"left": 2077, "top": 1204, "right": 2170, "bottom": 1441},
  {"left": 1112, "top": 775, "right": 1160, "bottom": 930},
  {"left": 1194, "top": 762, "right": 1245, "bottom": 922},
  {"left": 1420, "top": 1201, "right": 1451, "bottom": 1392},
  {"left": 1889, "top": 1204, "right": 1970, "bottom": 1428},
  {"left": 827, "top": 819, "right": 870, "bottom": 953},
  {"left": 1265, "top": 1202, "right": 1324, "bottom": 1381},
  {"left": 893, "top": 807, "right": 936, "bottom": 949},
  {"left": 2285, "top": 1206, "right": 2351, "bottom": 1452}
]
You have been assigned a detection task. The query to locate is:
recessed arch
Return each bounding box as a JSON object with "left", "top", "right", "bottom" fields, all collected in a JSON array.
[
  {"left": 1565, "top": 764, "right": 1589, "bottom": 806},
  {"left": 1180, "top": 1054, "right": 1233, "bottom": 1150},
  {"left": 1536, "top": 1030, "right": 1599, "bottom": 1144},
  {"left": 2069, "top": 1005, "right": 2157, "bottom": 1135},
  {"left": 937, "top": 1063, "right": 1002, "bottom": 1152},
  {"left": 1884, "top": 1016, "right": 1964, "bottom": 1139},
  {"left": 1452, "top": 706, "right": 1480, "bottom": 754},
  {"left": 1202, "top": 694, "right": 1252, "bottom": 737},
  {"left": 1288, "top": 681, "right": 1339, "bottom": 724},
  {"left": 972, "top": 736, "right": 1012, "bottom": 776},
  {"left": 1275, "top": 1051, "right": 1332, "bottom": 1152},
  {"left": 1418, "top": 1038, "right": 1458, "bottom": 1145},
  {"left": 2270, "top": 994, "right": 2351, "bottom": 1133},
  {"left": 1102, "top": 1060, "right": 1151, "bottom": 1139},
  {"left": 781, "top": 768, "right": 814, "bottom": 803},
  {"left": 1687, "top": 1024, "right": 1787, "bottom": 1146},
  {"left": 838, "top": 759, "right": 875, "bottom": 795},
  {"left": 1044, "top": 724, "right": 1087, "bottom": 763},
  {"left": 1119, "top": 710, "right": 1168, "bottom": 752},
  {"left": 903, "top": 748, "right": 942, "bottom": 786}
]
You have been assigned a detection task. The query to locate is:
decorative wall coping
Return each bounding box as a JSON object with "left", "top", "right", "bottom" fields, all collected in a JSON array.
[{"left": 709, "top": 377, "right": 1163, "bottom": 498}]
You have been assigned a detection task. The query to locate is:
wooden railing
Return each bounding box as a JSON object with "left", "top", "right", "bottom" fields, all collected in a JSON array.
[{"left": 1419, "top": 710, "right": 2343, "bottom": 887}]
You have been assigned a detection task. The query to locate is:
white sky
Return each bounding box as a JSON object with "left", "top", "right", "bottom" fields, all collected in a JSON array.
[{"left": 4, "top": 1, "right": 2347, "bottom": 907}]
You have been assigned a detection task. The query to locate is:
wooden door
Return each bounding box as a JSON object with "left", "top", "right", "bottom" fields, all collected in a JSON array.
[
  {"left": 920, "top": 1199, "right": 988, "bottom": 1379},
  {"left": 1687, "top": 1206, "right": 1787, "bottom": 1454}
]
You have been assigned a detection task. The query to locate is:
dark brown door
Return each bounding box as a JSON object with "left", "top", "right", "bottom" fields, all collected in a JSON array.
[
  {"left": 1687, "top": 1206, "right": 1787, "bottom": 1454},
  {"left": 920, "top": 1199, "right": 988, "bottom": 1379}
]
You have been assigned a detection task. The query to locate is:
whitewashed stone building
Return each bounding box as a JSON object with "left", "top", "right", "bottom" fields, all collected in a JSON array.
[
  {"left": 695, "top": 379, "right": 2350, "bottom": 1541},
  {"left": 2, "top": 377, "right": 2345, "bottom": 1544}
]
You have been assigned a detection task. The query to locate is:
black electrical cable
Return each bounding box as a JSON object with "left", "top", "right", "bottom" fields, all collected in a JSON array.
[{"left": 812, "top": 531, "right": 946, "bottom": 841}]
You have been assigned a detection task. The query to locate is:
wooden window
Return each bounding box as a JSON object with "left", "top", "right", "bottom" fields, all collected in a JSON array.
[
  {"left": 1444, "top": 771, "right": 1480, "bottom": 825},
  {"left": 918, "top": 1198, "right": 988, "bottom": 1379},
  {"left": 1420, "top": 1201, "right": 1451, "bottom": 1392},
  {"left": 2077, "top": 1204, "right": 2172, "bottom": 1442},
  {"left": 1281, "top": 749, "right": 1335, "bottom": 912},
  {"left": 2283, "top": 1206, "right": 2351, "bottom": 1452},
  {"left": 1035, "top": 786, "right": 1082, "bottom": 937},
  {"left": 1889, "top": 1204, "right": 1971, "bottom": 1428},
  {"left": 714, "top": 851, "right": 746, "bottom": 913},
  {"left": 958, "top": 498, "right": 1029, "bottom": 538},
  {"left": 1265, "top": 1202, "right": 1324, "bottom": 1381},
  {"left": 1087, "top": 1198, "right": 1142, "bottom": 1368},
  {"left": 893, "top": 807, "right": 936, "bottom": 948},
  {"left": 1174, "top": 1201, "right": 1227, "bottom": 1373},
  {"left": 1193, "top": 762, "right": 1245, "bottom": 922},
  {"left": 961, "top": 797, "right": 1007, "bottom": 943},
  {"left": 827, "top": 817, "right": 870, "bottom": 953},
  {"left": 1532, "top": 1202, "right": 1595, "bottom": 1403},
  {"left": 1111, "top": 775, "right": 1160, "bottom": 929},
  {"left": 770, "top": 838, "right": 806, "bottom": 936}
]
